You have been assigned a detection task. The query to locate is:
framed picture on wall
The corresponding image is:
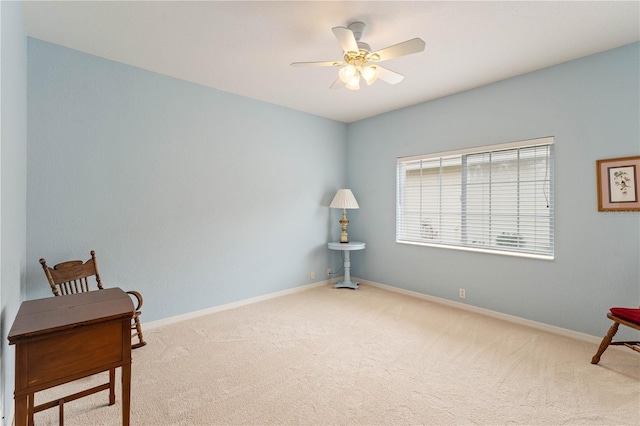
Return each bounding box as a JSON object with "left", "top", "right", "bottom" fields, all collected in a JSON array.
[{"left": 597, "top": 155, "right": 640, "bottom": 211}]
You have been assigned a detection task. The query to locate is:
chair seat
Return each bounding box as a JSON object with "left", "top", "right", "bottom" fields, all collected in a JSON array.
[{"left": 610, "top": 307, "right": 640, "bottom": 325}]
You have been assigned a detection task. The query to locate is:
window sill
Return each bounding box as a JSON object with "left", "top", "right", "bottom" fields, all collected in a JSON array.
[{"left": 396, "top": 239, "right": 555, "bottom": 261}]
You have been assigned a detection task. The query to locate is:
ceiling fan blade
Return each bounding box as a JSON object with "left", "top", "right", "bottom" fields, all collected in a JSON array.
[
  {"left": 291, "top": 61, "right": 343, "bottom": 67},
  {"left": 376, "top": 66, "right": 405, "bottom": 85},
  {"left": 371, "top": 38, "right": 425, "bottom": 62},
  {"left": 331, "top": 26, "right": 359, "bottom": 54},
  {"left": 330, "top": 78, "right": 344, "bottom": 90}
]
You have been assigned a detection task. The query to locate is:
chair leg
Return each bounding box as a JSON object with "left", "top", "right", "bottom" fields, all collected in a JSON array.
[
  {"left": 132, "top": 315, "right": 147, "bottom": 349},
  {"left": 592, "top": 321, "right": 620, "bottom": 364}
]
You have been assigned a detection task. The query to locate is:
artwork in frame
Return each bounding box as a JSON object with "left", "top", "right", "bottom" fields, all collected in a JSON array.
[{"left": 597, "top": 155, "right": 640, "bottom": 211}]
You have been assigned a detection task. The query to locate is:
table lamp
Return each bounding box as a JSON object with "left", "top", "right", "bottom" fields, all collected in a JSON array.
[{"left": 330, "top": 189, "right": 359, "bottom": 243}]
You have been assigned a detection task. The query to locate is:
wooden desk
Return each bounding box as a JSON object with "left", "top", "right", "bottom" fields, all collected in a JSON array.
[{"left": 8, "top": 288, "right": 134, "bottom": 426}]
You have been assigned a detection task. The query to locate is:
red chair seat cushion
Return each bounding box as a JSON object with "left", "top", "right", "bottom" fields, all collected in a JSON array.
[{"left": 610, "top": 307, "right": 640, "bottom": 325}]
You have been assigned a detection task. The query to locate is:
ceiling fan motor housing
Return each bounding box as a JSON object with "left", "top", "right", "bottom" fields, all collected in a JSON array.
[
  {"left": 346, "top": 22, "right": 376, "bottom": 59},
  {"left": 347, "top": 22, "right": 366, "bottom": 41},
  {"left": 357, "top": 42, "right": 372, "bottom": 53}
]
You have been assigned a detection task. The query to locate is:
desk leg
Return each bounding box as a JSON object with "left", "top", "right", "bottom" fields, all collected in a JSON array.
[
  {"left": 333, "top": 250, "right": 359, "bottom": 290},
  {"left": 14, "top": 343, "right": 28, "bottom": 426},
  {"left": 28, "top": 393, "right": 35, "bottom": 426},
  {"left": 122, "top": 361, "right": 131, "bottom": 426},
  {"left": 121, "top": 318, "right": 132, "bottom": 426},
  {"left": 14, "top": 394, "right": 27, "bottom": 426},
  {"left": 109, "top": 368, "right": 116, "bottom": 405}
]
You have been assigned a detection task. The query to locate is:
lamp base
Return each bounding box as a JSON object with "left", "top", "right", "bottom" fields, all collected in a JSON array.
[{"left": 339, "top": 209, "right": 350, "bottom": 243}]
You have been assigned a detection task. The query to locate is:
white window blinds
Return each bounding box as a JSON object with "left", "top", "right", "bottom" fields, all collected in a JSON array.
[{"left": 396, "top": 137, "right": 554, "bottom": 259}]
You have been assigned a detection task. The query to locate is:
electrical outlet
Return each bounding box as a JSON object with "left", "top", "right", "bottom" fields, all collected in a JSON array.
[
  {"left": 459, "top": 288, "right": 466, "bottom": 299},
  {"left": 327, "top": 268, "right": 332, "bottom": 276},
  {"left": 310, "top": 271, "right": 315, "bottom": 280}
]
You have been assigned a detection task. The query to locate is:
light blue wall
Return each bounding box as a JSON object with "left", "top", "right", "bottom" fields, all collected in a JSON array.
[
  {"left": 0, "top": 2, "right": 28, "bottom": 424},
  {"left": 21, "top": 33, "right": 640, "bottom": 351},
  {"left": 26, "top": 39, "right": 347, "bottom": 322},
  {"left": 347, "top": 42, "right": 640, "bottom": 337}
]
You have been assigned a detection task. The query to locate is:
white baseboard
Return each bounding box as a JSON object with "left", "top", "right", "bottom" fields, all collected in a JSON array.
[
  {"left": 356, "top": 277, "right": 604, "bottom": 345},
  {"left": 144, "top": 280, "right": 329, "bottom": 330},
  {"left": 145, "top": 276, "right": 606, "bottom": 346}
]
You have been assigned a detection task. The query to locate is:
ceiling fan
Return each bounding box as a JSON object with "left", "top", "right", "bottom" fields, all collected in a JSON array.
[{"left": 291, "top": 22, "right": 425, "bottom": 91}]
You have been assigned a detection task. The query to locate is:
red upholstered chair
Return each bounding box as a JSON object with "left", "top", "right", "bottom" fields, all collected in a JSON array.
[{"left": 591, "top": 307, "right": 640, "bottom": 364}]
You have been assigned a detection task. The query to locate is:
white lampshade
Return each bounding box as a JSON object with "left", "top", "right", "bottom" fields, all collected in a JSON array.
[
  {"left": 330, "top": 189, "right": 360, "bottom": 209},
  {"left": 339, "top": 64, "right": 358, "bottom": 83},
  {"left": 361, "top": 65, "right": 379, "bottom": 85}
]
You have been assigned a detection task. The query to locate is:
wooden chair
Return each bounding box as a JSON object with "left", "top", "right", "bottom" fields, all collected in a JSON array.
[
  {"left": 40, "top": 250, "right": 147, "bottom": 349},
  {"left": 591, "top": 306, "right": 640, "bottom": 364}
]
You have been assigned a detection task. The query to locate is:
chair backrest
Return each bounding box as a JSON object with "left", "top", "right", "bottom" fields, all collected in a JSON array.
[{"left": 40, "top": 250, "right": 104, "bottom": 296}]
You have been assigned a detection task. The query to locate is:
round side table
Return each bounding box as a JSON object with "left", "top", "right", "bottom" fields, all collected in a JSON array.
[{"left": 328, "top": 241, "right": 365, "bottom": 289}]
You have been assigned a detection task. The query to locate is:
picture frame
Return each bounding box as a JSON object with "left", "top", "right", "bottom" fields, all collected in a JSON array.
[{"left": 596, "top": 155, "right": 640, "bottom": 211}]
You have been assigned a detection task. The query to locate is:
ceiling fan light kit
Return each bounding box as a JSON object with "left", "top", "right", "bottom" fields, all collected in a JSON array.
[
  {"left": 291, "top": 22, "right": 425, "bottom": 91},
  {"left": 338, "top": 63, "right": 378, "bottom": 90}
]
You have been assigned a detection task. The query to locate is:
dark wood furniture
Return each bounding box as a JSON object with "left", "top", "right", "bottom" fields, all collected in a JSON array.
[
  {"left": 40, "top": 250, "right": 146, "bottom": 349},
  {"left": 591, "top": 306, "right": 640, "bottom": 364},
  {"left": 8, "top": 288, "right": 134, "bottom": 426}
]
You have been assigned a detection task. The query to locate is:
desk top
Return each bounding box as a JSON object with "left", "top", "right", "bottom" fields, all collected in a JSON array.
[
  {"left": 8, "top": 288, "right": 133, "bottom": 344},
  {"left": 328, "top": 241, "right": 366, "bottom": 251}
]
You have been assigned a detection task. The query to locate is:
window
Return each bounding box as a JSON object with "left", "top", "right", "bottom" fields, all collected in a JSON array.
[{"left": 396, "top": 137, "right": 554, "bottom": 259}]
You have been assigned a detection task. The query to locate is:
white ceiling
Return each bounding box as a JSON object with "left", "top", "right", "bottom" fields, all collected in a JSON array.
[{"left": 21, "top": 1, "right": 640, "bottom": 123}]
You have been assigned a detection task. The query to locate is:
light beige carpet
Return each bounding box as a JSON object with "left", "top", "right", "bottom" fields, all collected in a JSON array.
[{"left": 32, "top": 284, "right": 639, "bottom": 425}]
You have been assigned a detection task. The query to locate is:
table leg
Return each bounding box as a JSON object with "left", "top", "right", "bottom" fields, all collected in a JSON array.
[{"left": 334, "top": 250, "right": 359, "bottom": 289}]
